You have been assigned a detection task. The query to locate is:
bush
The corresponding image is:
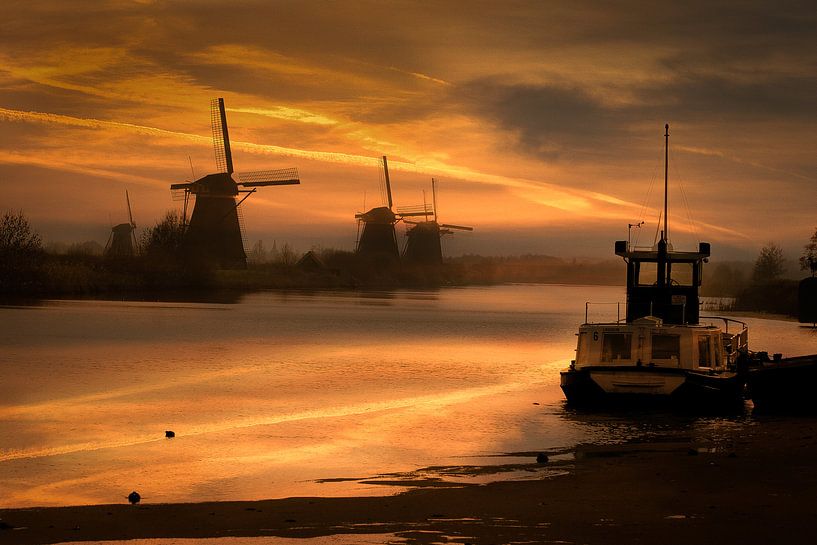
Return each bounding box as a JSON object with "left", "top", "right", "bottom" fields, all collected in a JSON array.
[{"left": 140, "top": 210, "right": 184, "bottom": 260}]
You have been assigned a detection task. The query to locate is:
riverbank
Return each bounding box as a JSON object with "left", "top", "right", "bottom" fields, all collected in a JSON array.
[
  {"left": 3, "top": 415, "right": 816, "bottom": 545},
  {"left": 0, "top": 251, "right": 623, "bottom": 298}
]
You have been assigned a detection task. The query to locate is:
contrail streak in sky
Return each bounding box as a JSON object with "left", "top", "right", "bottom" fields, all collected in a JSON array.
[{"left": 0, "top": 106, "right": 685, "bottom": 220}]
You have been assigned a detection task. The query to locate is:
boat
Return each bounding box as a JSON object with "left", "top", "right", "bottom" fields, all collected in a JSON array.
[
  {"left": 560, "top": 124, "right": 749, "bottom": 407},
  {"left": 747, "top": 353, "right": 817, "bottom": 411}
]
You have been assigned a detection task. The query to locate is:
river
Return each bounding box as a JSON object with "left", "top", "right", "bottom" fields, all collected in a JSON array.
[{"left": 1, "top": 284, "right": 814, "bottom": 507}]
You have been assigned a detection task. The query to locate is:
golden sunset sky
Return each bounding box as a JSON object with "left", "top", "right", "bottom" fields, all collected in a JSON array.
[{"left": 1, "top": 1, "right": 815, "bottom": 258}]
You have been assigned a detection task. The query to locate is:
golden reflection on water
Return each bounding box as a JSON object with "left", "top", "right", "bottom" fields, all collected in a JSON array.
[
  {"left": 1, "top": 285, "right": 583, "bottom": 508},
  {"left": 62, "top": 535, "right": 404, "bottom": 545},
  {"left": 2, "top": 285, "right": 813, "bottom": 508}
]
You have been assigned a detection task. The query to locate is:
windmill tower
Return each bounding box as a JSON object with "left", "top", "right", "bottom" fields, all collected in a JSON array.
[
  {"left": 170, "top": 98, "right": 300, "bottom": 269},
  {"left": 104, "top": 189, "right": 138, "bottom": 258},
  {"left": 355, "top": 156, "right": 429, "bottom": 260},
  {"left": 403, "top": 179, "right": 473, "bottom": 264}
]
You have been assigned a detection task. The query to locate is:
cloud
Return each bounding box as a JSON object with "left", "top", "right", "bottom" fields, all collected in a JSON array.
[
  {"left": 227, "top": 106, "right": 338, "bottom": 126},
  {"left": 0, "top": 106, "right": 647, "bottom": 219},
  {"left": 1, "top": 1, "right": 816, "bottom": 255},
  {"left": 459, "top": 79, "right": 630, "bottom": 160}
]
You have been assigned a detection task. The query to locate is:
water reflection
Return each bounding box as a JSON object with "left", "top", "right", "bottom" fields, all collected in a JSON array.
[
  {"left": 557, "top": 404, "right": 753, "bottom": 447},
  {"left": 61, "top": 535, "right": 405, "bottom": 545},
  {"left": 0, "top": 284, "right": 813, "bottom": 508}
]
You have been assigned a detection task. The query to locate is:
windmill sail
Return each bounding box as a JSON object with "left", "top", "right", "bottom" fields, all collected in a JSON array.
[
  {"left": 439, "top": 223, "right": 473, "bottom": 231},
  {"left": 169, "top": 98, "right": 300, "bottom": 269},
  {"left": 355, "top": 155, "right": 400, "bottom": 259},
  {"left": 211, "top": 98, "right": 233, "bottom": 174},
  {"left": 396, "top": 204, "right": 434, "bottom": 217},
  {"left": 237, "top": 168, "right": 300, "bottom": 187},
  {"left": 382, "top": 156, "right": 393, "bottom": 209},
  {"left": 126, "top": 189, "right": 135, "bottom": 227},
  {"left": 403, "top": 179, "right": 473, "bottom": 264},
  {"left": 105, "top": 189, "right": 137, "bottom": 258}
]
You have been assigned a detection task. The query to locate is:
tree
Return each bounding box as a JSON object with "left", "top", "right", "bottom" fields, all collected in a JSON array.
[
  {"left": 0, "top": 210, "right": 42, "bottom": 255},
  {"left": 140, "top": 211, "right": 184, "bottom": 258},
  {"left": 703, "top": 262, "right": 747, "bottom": 297},
  {"left": 277, "top": 242, "right": 298, "bottom": 266},
  {"left": 247, "top": 240, "right": 269, "bottom": 264},
  {"left": 752, "top": 243, "right": 785, "bottom": 284},
  {"left": 800, "top": 228, "right": 817, "bottom": 277},
  {"left": 0, "top": 210, "right": 44, "bottom": 293}
]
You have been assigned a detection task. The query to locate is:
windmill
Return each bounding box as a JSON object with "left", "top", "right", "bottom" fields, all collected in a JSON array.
[
  {"left": 354, "top": 156, "right": 429, "bottom": 260},
  {"left": 104, "top": 189, "right": 138, "bottom": 258},
  {"left": 170, "top": 98, "right": 300, "bottom": 269},
  {"left": 403, "top": 178, "right": 473, "bottom": 265}
]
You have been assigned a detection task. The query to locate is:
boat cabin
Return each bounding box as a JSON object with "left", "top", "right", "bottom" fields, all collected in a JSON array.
[
  {"left": 615, "top": 239, "right": 710, "bottom": 325},
  {"left": 575, "top": 317, "right": 727, "bottom": 371}
]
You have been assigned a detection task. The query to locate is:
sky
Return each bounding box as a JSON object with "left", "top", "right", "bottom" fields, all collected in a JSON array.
[{"left": 1, "top": 1, "right": 815, "bottom": 260}]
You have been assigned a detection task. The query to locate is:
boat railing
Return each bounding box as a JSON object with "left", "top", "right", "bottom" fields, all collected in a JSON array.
[
  {"left": 585, "top": 301, "right": 624, "bottom": 324},
  {"left": 701, "top": 315, "right": 749, "bottom": 367}
]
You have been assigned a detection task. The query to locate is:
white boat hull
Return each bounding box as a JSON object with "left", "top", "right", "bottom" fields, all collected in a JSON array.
[{"left": 560, "top": 365, "right": 744, "bottom": 407}]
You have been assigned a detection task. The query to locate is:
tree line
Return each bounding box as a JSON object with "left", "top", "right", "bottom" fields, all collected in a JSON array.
[{"left": 3, "top": 208, "right": 817, "bottom": 312}]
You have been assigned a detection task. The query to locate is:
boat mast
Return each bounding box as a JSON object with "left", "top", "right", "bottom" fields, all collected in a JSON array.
[{"left": 664, "top": 123, "right": 669, "bottom": 242}]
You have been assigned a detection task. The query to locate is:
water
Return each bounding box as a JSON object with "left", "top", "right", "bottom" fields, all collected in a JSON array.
[
  {"left": 1, "top": 284, "right": 815, "bottom": 508},
  {"left": 60, "top": 537, "right": 403, "bottom": 545}
]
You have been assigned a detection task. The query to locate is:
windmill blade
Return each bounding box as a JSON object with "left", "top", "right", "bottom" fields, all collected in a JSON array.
[
  {"left": 237, "top": 168, "right": 300, "bottom": 187},
  {"left": 432, "top": 178, "right": 438, "bottom": 220},
  {"left": 397, "top": 211, "right": 433, "bottom": 218},
  {"left": 382, "top": 156, "right": 393, "bottom": 209},
  {"left": 396, "top": 204, "right": 433, "bottom": 217},
  {"left": 125, "top": 189, "right": 135, "bottom": 227},
  {"left": 211, "top": 98, "right": 234, "bottom": 174},
  {"left": 440, "top": 223, "right": 474, "bottom": 231}
]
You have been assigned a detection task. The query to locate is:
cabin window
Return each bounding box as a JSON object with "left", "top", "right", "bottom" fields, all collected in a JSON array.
[
  {"left": 602, "top": 333, "right": 632, "bottom": 362},
  {"left": 637, "top": 262, "right": 658, "bottom": 286},
  {"left": 669, "top": 262, "right": 694, "bottom": 286},
  {"left": 698, "top": 336, "right": 712, "bottom": 367},
  {"left": 652, "top": 334, "right": 680, "bottom": 360}
]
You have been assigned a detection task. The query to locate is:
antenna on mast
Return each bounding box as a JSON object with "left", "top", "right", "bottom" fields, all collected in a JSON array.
[{"left": 664, "top": 123, "right": 669, "bottom": 242}]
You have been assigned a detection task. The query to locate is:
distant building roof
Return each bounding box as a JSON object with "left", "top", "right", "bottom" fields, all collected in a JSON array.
[{"left": 297, "top": 250, "right": 326, "bottom": 270}]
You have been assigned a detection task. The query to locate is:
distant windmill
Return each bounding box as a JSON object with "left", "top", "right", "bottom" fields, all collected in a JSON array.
[
  {"left": 403, "top": 179, "right": 473, "bottom": 265},
  {"left": 355, "top": 156, "right": 429, "bottom": 260},
  {"left": 170, "top": 98, "right": 300, "bottom": 269},
  {"left": 104, "top": 189, "right": 138, "bottom": 258}
]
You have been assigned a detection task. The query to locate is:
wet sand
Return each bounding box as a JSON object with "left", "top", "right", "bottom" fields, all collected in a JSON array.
[{"left": 3, "top": 416, "right": 817, "bottom": 545}]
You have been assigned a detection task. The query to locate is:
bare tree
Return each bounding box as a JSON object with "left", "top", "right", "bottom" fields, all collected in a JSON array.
[
  {"left": 0, "top": 210, "right": 43, "bottom": 292},
  {"left": 247, "top": 240, "right": 269, "bottom": 264},
  {"left": 277, "top": 242, "right": 298, "bottom": 266},
  {"left": 0, "top": 210, "right": 42, "bottom": 255}
]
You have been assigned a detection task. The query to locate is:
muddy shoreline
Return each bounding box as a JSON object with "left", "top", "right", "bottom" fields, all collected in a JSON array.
[{"left": 3, "top": 415, "right": 816, "bottom": 545}]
